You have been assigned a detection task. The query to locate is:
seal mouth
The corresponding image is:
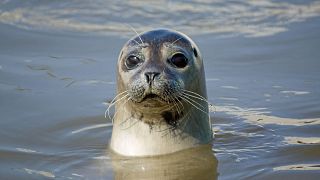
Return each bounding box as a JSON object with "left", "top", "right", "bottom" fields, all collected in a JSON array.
[
  {"left": 142, "top": 93, "right": 163, "bottom": 101},
  {"left": 132, "top": 93, "right": 168, "bottom": 108}
]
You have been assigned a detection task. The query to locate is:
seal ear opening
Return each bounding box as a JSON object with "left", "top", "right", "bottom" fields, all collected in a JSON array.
[{"left": 193, "top": 47, "right": 198, "bottom": 58}]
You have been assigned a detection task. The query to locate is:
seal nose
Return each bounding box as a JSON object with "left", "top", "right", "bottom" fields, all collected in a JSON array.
[{"left": 145, "top": 72, "right": 160, "bottom": 85}]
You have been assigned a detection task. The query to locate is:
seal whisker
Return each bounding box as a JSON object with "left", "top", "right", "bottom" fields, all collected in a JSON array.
[
  {"left": 114, "top": 96, "right": 132, "bottom": 125},
  {"left": 181, "top": 94, "right": 206, "bottom": 109},
  {"left": 128, "top": 25, "right": 144, "bottom": 44},
  {"left": 180, "top": 110, "right": 192, "bottom": 133},
  {"left": 106, "top": 93, "right": 130, "bottom": 120},
  {"left": 167, "top": 91, "right": 182, "bottom": 115},
  {"left": 156, "top": 90, "right": 180, "bottom": 134},
  {"left": 105, "top": 91, "right": 129, "bottom": 118},
  {"left": 182, "top": 96, "right": 212, "bottom": 133},
  {"left": 174, "top": 96, "right": 184, "bottom": 117},
  {"left": 172, "top": 91, "right": 184, "bottom": 112},
  {"left": 174, "top": 96, "right": 189, "bottom": 133},
  {"left": 123, "top": 23, "right": 143, "bottom": 45},
  {"left": 182, "top": 90, "right": 209, "bottom": 103},
  {"left": 111, "top": 96, "right": 131, "bottom": 124},
  {"left": 163, "top": 89, "right": 181, "bottom": 114},
  {"left": 110, "top": 91, "right": 129, "bottom": 104},
  {"left": 159, "top": 90, "right": 177, "bottom": 113},
  {"left": 157, "top": 93, "right": 195, "bottom": 136},
  {"left": 131, "top": 38, "right": 141, "bottom": 46},
  {"left": 170, "top": 37, "right": 183, "bottom": 47},
  {"left": 182, "top": 90, "right": 206, "bottom": 99},
  {"left": 182, "top": 92, "right": 208, "bottom": 104},
  {"left": 119, "top": 106, "right": 140, "bottom": 130},
  {"left": 168, "top": 90, "right": 185, "bottom": 122},
  {"left": 180, "top": 96, "right": 209, "bottom": 115},
  {"left": 121, "top": 118, "right": 139, "bottom": 130},
  {"left": 183, "top": 90, "right": 216, "bottom": 114}
]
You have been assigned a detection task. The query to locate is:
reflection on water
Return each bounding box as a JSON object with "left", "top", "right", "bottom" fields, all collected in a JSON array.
[
  {"left": 107, "top": 146, "right": 217, "bottom": 180},
  {"left": 0, "top": 0, "right": 320, "bottom": 179}
]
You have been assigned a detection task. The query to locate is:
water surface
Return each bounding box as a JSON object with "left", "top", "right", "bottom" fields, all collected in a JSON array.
[{"left": 0, "top": 0, "right": 320, "bottom": 179}]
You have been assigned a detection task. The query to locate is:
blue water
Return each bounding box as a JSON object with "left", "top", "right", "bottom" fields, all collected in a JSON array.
[{"left": 0, "top": 0, "right": 320, "bottom": 179}]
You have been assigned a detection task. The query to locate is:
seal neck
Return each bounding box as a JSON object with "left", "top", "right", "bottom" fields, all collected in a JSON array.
[{"left": 110, "top": 105, "right": 213, "bottom": 157}]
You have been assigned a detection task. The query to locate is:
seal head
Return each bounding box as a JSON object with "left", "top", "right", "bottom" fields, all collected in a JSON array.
[{"left": 111, "top": 29, "right": 212, "bottom": 156}]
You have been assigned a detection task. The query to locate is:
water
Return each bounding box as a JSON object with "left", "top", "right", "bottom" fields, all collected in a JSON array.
[{"left": 0, "top": 0, "right": 320, "bottom": 179}]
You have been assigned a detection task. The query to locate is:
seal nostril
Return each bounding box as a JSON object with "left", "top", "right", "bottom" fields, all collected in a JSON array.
[
  {"left": 145, "top": 72, "right": 160, "bottom": 85},
  {"left": 145, "top": 74, "right": 150, "bottom": 84}
]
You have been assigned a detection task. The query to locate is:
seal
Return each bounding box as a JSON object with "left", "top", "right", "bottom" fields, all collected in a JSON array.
[{"left": 109, "top": 29, "right": 212, "bottom": 156}]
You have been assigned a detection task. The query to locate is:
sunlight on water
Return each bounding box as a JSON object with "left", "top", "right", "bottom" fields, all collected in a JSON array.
[
  {"left": 24, "top": 168, "right": 55, "bottom": 178},
  {"left": 284, "top": 136, "right": 320, "bottom": 145},
  {"left": 274, "top": 164, "right": 320, "bottom": 171}
]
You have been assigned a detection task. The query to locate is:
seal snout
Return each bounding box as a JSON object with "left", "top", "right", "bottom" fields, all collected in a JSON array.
[{"left": 144, "top": 72, "right": 160, "bottom": 86}]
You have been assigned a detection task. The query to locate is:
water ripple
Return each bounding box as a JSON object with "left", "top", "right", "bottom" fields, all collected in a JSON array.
[{"left": 0, "top": 0, "right": 320, "bottom": 37}]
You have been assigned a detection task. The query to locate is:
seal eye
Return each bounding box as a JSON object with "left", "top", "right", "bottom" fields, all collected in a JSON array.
[
  {"left": 125, "top": 55, "right": 142, "bottom": 69},
  {"left": 169, "top": 53, "right": 188, "bottom": 68}
]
